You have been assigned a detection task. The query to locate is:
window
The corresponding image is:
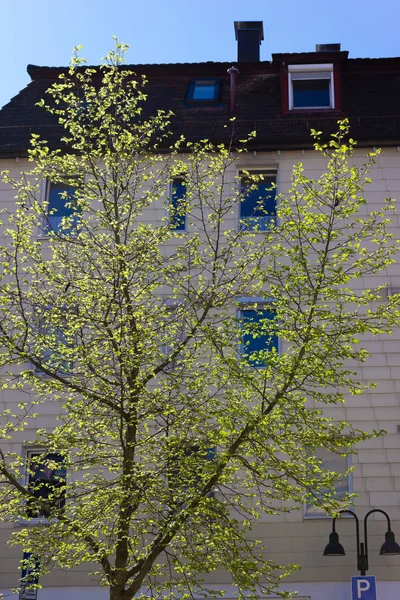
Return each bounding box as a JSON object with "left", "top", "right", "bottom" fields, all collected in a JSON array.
[
  {"left": 160, "top": 299, "right": 186, "bottom": 371},
  {"left": 240, "top": 171, "right": 277, "bottom": 231},
  {"left": 42, "top": 181, "right": 79, "bottom": 235},
  {"left": 288, "top": 64, "right": 334, "bottom": 110},
  {"left": 20, "top": 551, "right": 40, "bottom": 596},
  {"left": 170, "top": 179, "right": 187, "bottom": 231},
  {"left": 167, "top": 444, "right": 215, "bottom": 500},
  {"left": 33, "top": 311, "right": 73, "bottom": 375},
  {"left": 304, "top": 448, "right": 351, "bottom": 518},
  {"left": 25, "top": 451, "right": 66, "bottom": 519},
  {"left": 240, "top": 305, "right": 278, "bottom": 366},
  {"left": 186, "top": 78, "right": 221, "bottom": 105}
]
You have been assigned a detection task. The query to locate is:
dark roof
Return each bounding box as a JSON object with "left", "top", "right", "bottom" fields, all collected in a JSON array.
[{"left": 1, "top": 54, "right": 400, "bottom": 156}]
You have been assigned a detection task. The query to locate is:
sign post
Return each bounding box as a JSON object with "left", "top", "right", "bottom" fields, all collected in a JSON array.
[{"left": 351, "top": 576, "right": 377, "bottom": 600}]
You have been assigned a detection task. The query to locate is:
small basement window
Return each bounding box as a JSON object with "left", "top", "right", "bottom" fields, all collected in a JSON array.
[
  {"left": 186, "top": 78, "right": 221, "bottom": 105},
  {"left": 289, "top": 64, "right": 334, "bottom": 110}
]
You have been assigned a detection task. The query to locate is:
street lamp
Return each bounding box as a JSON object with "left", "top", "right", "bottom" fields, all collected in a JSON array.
[{"left": 323, "top": 509, "right": 400, "bottom": 576}]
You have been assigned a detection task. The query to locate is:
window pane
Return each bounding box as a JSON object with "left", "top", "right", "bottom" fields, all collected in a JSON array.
[
  {"left": 35, "top": 317, "right": 73, "bottom": 375},
  {"left": 168, "top": 445, "right": 215, "bottom": 500},
  {"left": 171, "top": 180, "right": 186, "bottom": 231},
  {"left": 192, "top": 82, "right": 216, "bottom": 100},
  {"left": 293, "top": 79, "right": 331, "bottom": 108},
  {"left": 46, "top": 183, "right": 79, "bottom": 234},
  {"left": 240, "top": 176, "right": 276, "bottom": 230},
  {"left": 21, "top": 552, "right": 40, "bottom": 590},
  {"left": 184, "top": 445, "right": 215, "bottom": 461},
  {"left": 48, "top": 184, "right": 77, "bottom": 217},
  {"left": 305, "top": 449, "right": 349, "bottom": 517},
  {"left": 27, "top": 452, "right": 66, "bottom": 518},
  {"left": 241, "top": 308, "right": 278, "bottom": 366}
]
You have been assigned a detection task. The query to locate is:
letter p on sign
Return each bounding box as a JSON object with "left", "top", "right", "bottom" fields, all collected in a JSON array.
[
  {"left": 357, "top": 579, "right": 370, "bottom": 597},
  {"left": 351, "top": 576, "right": 377, "bottom": 600}
]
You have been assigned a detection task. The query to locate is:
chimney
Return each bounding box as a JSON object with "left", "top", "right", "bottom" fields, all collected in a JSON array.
[
  {"left": 234, "top": 21, "right": 264, "bottom": 62},
  {"left": 316, "top": 43, "right": 341, "bottom": 53}
]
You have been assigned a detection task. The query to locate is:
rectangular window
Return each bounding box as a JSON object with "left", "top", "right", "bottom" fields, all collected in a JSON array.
[
  {"left": 168, "top": 444, "right": 215, "bottom": 500},
  {"left": 42, "top": 181, "right": 79, "bottom": 235},
  {"left": 240, "top": 306, "right": 278, "bottom": 366},
  {"left": 304, "top": 448, "right": 351, "bottom": 518},
  {"left": 240, "top": 171, "right": 277, "bottom": 231},
  {"left": 170, "top": 179, "right": 187, "bottom": 231},
  {"left": 20, "top": 551, "right": 40, "bottom": 597},
  {"left": 160, "top": 299, "right": 186, "bottom": 372},
  {"left": 289, "top": 64, "right": 334, "bottom": 110},
  {"left": 33, "top": 312, "right": 73, "bottom": 375},
  {"left": 186, "top": 78, "right": 221, "bottom": 104},
  {"left": 25, "top": 451, "right": 66, "bottom": 519}
]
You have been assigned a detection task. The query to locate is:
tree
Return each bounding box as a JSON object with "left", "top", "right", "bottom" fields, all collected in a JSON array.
[{"left": 0, "top": 43, "right": 398, "bottom": 600}]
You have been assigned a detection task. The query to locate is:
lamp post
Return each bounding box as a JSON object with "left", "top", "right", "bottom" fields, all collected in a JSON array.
[{"left": 323, "top": 509, "right": 400, "bottom": 576}]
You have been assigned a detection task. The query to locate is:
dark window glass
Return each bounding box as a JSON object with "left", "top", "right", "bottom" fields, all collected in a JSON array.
[
  {"left": 45, "top": 183, "right": 79, "bottom": 234},
  {"left": 241, "top": 308, "right": 278, "bottom": 366},
  {"left": 240, "top": 174, "right": 276, "bottom": 231},
  {"left": 21, "top": 552, "right": 40, "bottom": 591},
  {"left": 293, "top": 79, "right": 330, "bottom": 108},
  {"left": 26, "top": 452, "right": 66, "bottom": 518},
  {"left": 170, "top": 179, "right": 187, "bottom": 231},
  {"left": 184, "top": 445, "right": 215, "bottom": 461}
]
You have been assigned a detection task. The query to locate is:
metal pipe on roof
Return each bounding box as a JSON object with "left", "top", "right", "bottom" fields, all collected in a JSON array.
[{"left": 227, "top": 66, "right": 239, "bottom": 114}]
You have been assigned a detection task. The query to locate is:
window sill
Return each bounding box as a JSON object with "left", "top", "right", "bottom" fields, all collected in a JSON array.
[
  {"left": 304, "top": 510, "right": 352, "bottom": 520},
  {"left": 183, "top": 104, "right": 226, "bottom": 112},
  {"left": 37, "top": 231, "right": 79, "bottom": 240},
  {"left": 31, "top": 368, "right": 74, "bottom": 379},
  {"left": 238, "top": 217, "right": 277, "bottom": 233},
  {"left": 15, "top": 517, "right": 58, "bottom": 527},
  {"left": 169, "top": 228, "right": 188, "bottom": 234},
  {"left": 281, "top": 108, "right": 345, "bottom": 116}
]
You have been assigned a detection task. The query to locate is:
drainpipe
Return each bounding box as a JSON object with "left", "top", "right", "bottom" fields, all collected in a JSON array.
[{"left": 227, "top": 66, "right": 240, "bottom": 114}]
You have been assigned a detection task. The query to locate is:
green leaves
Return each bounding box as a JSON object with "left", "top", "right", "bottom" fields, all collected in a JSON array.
[{"left": 0, "top": 40, "right": 398, "bottom": 600}]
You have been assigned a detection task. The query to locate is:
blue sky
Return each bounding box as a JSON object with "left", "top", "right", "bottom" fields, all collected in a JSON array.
[{"left": 1, "top": 0, "right": 400, "bottom": 109}]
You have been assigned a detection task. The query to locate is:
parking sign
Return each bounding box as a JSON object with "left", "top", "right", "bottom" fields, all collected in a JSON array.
[{"left": 351, "top": 576, "right": 377, "bottom": 600}]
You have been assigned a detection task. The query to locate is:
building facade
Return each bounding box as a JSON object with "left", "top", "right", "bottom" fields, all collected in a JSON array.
[{"left": 0, "top": 21, "right": 399, "bottom": 600}]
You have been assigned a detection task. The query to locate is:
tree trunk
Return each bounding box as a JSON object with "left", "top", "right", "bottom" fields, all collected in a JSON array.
[{"left": 110, "top": 585, "right": 128, "bottom": 600}]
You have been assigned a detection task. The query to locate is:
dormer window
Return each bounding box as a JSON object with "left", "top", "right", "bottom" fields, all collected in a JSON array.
[
  {"left": 186, "top": 78, "right": 221, "bottom": 105},
  {"left": 288, "top": 64, "right": 334, "bottom": 110}
]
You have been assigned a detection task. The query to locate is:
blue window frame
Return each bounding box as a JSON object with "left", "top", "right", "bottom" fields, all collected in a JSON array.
[
  {"left": 170, "top": 179, "right": 187, "bottom": 231},
  {"left": 241, "top": 307, "right": 278, "bottom": 366},
  {"left": 44, "top": 182, "right": 79, "bottom": 235},
  {"left": 240, "top": 171, "right": 277, "bottom": 231},
  {"left": 186, "top": 78, "right": 221, "bottom": 105}
]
